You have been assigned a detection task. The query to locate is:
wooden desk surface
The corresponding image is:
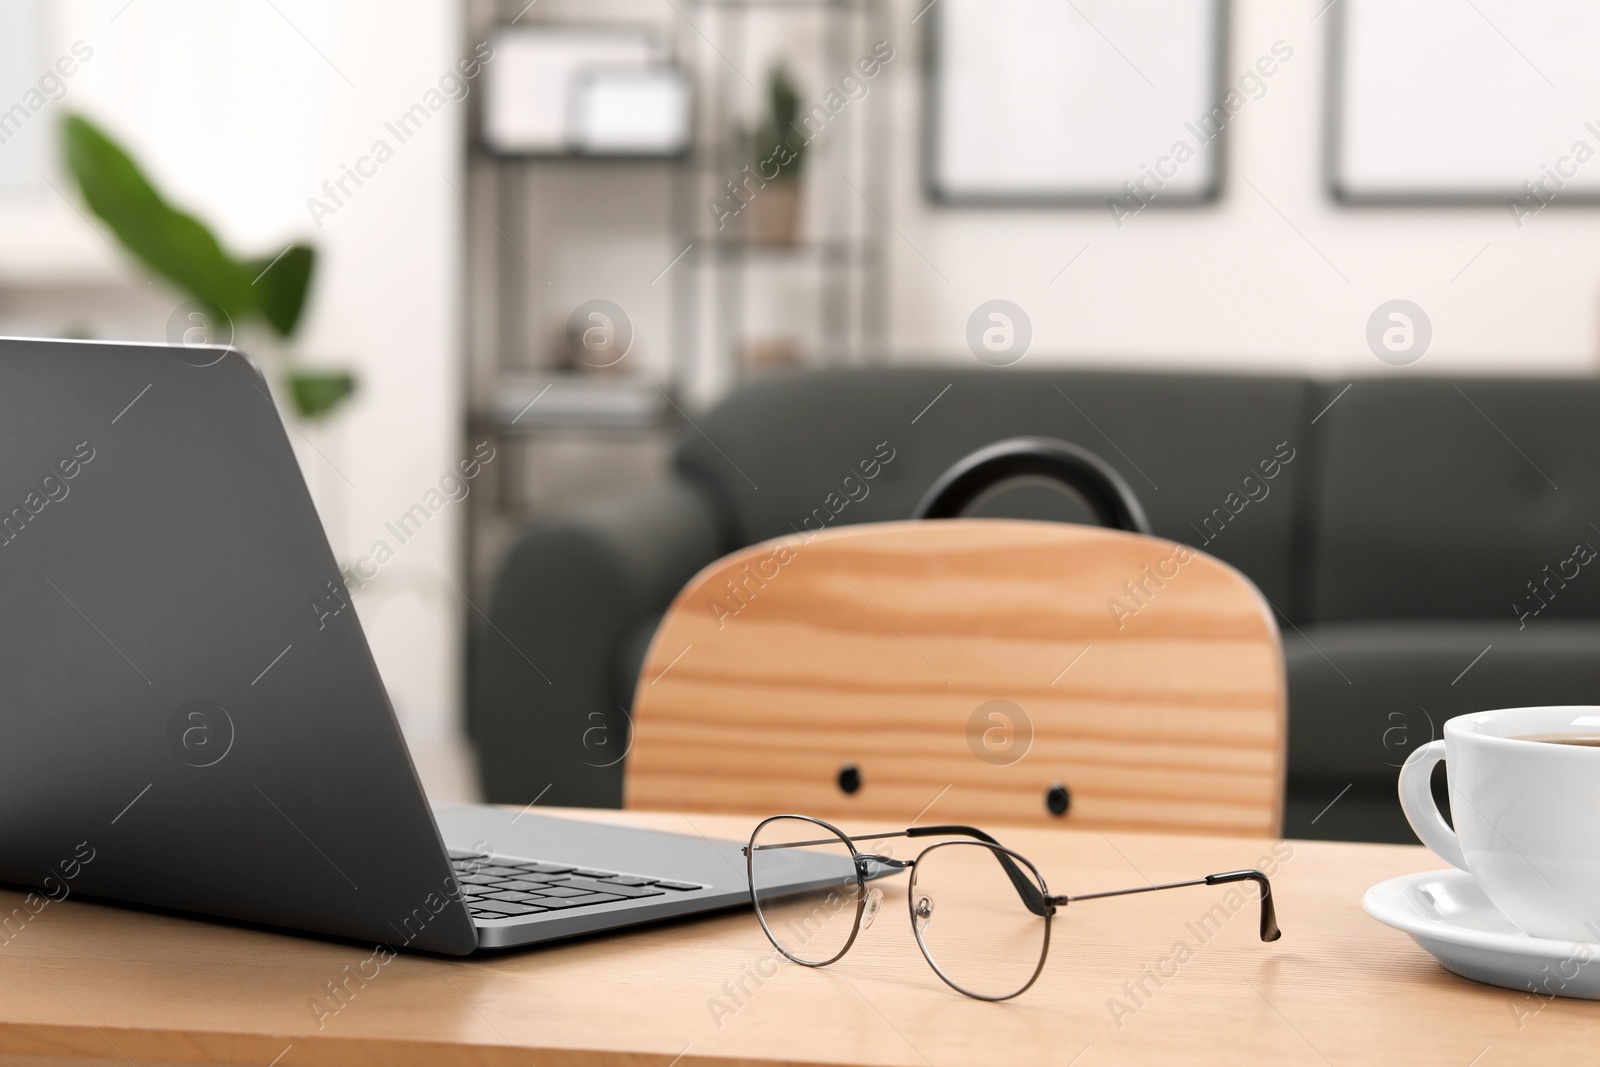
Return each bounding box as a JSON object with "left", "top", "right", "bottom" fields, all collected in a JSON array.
[{"left": 0, "top": 808, "right": 1593, "bottom": 1066}]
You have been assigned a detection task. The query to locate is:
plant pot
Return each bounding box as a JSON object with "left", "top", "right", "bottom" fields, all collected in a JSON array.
[
  {"left": 737, "top": 337, "right": 801, "bottom": 370},
  {"left": 745, "top": 181, "right": 802, "bottom": 245}
]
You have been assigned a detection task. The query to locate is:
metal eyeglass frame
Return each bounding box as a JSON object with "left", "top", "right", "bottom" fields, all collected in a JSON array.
[{"left": 744, "top": 814, "right": 1282, "bottom": 1002}]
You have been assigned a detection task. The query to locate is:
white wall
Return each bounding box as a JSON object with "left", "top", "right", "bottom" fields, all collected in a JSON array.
[
  {"left": 16, "top": 0, "right": 474, "bottom": 799},
  {"left": 495, "top": 0, "right": 1600, "bottom": 377},
  {"left": 873, "top": 0, "right": 1600, "bottom": 375}
]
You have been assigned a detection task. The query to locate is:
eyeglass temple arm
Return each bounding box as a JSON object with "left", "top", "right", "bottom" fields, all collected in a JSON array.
[
  {"left": 783, "top": 825, "right": 1051, "bottom": 918},
  {"left": 1052, "top": 869, "right": 1281, "bottom": 942},
  {"left": 752, "top": 824, "right": 1053, "bottom": 918}
]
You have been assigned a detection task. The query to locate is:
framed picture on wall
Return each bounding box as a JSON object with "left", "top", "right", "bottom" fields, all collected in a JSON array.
[
  {"left": 923, "top": 0, "right": 1229, "bottom": 207},
  {"left": 1329, "top": 0, "right": 1600, "bottom": 204}
]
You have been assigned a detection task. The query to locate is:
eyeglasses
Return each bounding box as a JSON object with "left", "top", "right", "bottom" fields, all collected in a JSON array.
[{"left": 744, "top": 814, "right": 1281, "bottom": 1001}]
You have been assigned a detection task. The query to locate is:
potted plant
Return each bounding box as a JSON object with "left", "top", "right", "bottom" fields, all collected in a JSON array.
[
  {"left": 61, "top": 113, "right": 355, "bottom": 421},
  {"left": 745, "top": 66, "right": 805, "bottom": 245}
]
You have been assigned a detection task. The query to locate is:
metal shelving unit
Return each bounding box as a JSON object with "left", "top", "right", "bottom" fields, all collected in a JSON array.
[
  {"left": 675, "top": 0, "right": 889, "bottom": 400},
  {"left": 461, "top": 0, "right": 888, "bottom": 591}
]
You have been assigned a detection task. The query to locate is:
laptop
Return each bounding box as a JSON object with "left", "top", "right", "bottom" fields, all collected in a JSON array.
[{"left": 0, "top": 336, "right": 816, "bottom": 954}]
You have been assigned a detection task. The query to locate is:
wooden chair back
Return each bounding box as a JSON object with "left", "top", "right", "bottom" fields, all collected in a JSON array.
[{"left": 624, "top": 520, "right": 1285, "bottom": 836}]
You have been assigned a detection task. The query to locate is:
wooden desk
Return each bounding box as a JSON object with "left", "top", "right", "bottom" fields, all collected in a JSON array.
[{"left": 0, "top": 808, "right": 1594, "bottom": 1066}]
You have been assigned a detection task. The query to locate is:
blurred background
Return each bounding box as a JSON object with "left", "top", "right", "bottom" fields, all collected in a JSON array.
[{"left": 7, "top": 0, "right": 1600, "bottom": 840}]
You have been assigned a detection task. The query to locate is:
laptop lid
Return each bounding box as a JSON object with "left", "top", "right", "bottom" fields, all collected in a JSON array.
[{"left": 0, "top": 338, "right": 476, "bottom": 954}]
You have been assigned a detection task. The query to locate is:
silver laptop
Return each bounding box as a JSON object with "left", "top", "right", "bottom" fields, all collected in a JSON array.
[{"left": 0, "top": 337, "right": 817, "bottom": 953}]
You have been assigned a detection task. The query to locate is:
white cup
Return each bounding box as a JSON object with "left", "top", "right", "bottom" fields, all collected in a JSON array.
[{"left": 1400, "top": 706, "right": 1600, "bottom": 942}]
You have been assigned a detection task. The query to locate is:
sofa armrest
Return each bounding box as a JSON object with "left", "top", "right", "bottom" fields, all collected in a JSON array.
[{"left": 469, "top": 478, "right": 728, "bottom": 807}]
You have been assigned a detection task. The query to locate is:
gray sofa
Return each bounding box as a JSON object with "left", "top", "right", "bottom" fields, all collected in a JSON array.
[{"left": 469, "top": 368, "right": 1600, "bottom": 843}]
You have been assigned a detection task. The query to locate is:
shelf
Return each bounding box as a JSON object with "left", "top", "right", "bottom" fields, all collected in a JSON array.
[
  {"left": 0, "top": 196, "right": 126, "bottom": 288},
  {"left": 487, "top": 375, "right": 677, "bottom": 431},
  {"left": 689, "top": 0, "right": 877, "bottom": 9},
  {"left": 472, "top": 145, "right": 690, "bottom": 164},
  {"left": 696, "top": 238, "right": 876, "bottom": 260}
]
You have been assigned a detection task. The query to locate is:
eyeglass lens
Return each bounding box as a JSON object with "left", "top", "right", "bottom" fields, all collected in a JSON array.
[
  {"left": 908, "top": 840, "right": 1051, "bottom": 1000},
  {"left": 749, "top": 816, "right": 865, "bottom": 966}
]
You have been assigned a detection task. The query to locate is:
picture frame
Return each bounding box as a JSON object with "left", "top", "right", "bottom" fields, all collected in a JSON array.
[
  {"left": 923, "top": 0, "right": 1228, "bottom": 208},
  {"left": 1328, "top": 0, "right": 1600, "bottom": 206}
]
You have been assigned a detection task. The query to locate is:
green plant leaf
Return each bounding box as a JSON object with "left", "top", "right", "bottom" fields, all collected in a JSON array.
[
  {"left": 287, "top": 369, "right": 357, "bottom": 420},
  {"left": 770, "top": 66, "right": 800, "bottom": 132},
  {"left": 63, "top": 114, "right": 257, "bottom": 323},
  {"left": 244, "top": 244, "right": 316, "bottom": 339},
  {"left": 751, "top": 66, "right": 805, "bottom": 179}
]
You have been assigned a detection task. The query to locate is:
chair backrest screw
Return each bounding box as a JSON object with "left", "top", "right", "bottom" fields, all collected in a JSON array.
[{"left": 1046, "top": 782, "right": 1071, "bottom": 816}]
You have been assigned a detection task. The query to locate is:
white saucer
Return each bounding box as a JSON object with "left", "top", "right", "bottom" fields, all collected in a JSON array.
[{"left": 1363, "top": 869, "right": 1600, "bottom": 999}]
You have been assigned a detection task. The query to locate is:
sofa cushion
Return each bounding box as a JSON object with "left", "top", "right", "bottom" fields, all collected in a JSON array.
[
  {"left": 675, "top": 368, "right": 1313, "bottom": 609},
  {"left": 1285, "top": 619, "right": 1600, "bottom": 793},
  {"left": 473, "top": 482, "right": 725, "bottom": 807},
  {"left": 1286, "top": 618, "right": 1600, "bottom": 842},
  {"left": 1308, "top": 378, "right": 1600, "bottom": 621}
]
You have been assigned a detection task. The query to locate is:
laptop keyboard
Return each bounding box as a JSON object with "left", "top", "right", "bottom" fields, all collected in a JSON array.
[{"left": 449, "top": 850, "right": 705, "bottom": 922}]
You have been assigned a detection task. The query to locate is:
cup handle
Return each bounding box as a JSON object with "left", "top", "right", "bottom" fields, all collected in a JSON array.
[{"left": 1398, "top": 740, "right": 1467, "bottom": 870}]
